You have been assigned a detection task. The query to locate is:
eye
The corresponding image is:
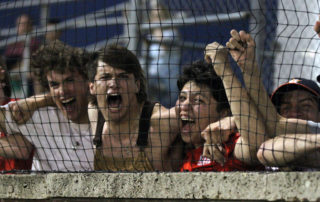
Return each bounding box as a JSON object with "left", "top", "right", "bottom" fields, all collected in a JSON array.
[
  {"left": 300, "top": 104, "right": 312, "bottom": 111},
  {"left": 118, "top": 73, "right": 129, "bottom": 80},
  {"left": 280, "top": 106, "right": 289, "bottom": 112},
  {"left": 193, "top": 97, "right": 205, "bottom": 104},
  {"left": 178, "top": 95, "right": 186, "bottom": 102},
  {"left": 49, "top": 82, "right": 59, "bottom": 89},
  {"left": 99, "top": 74, "right": 111, "bottom": 81},
  {"left": 65, "top": 78, "right": 74, "bottom": 83}
]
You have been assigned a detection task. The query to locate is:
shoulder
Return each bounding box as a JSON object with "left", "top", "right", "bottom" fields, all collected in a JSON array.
[
  {"left": 88, "top": 103, "right": 98, "bottom": 121},
  {"left": 151, "top": 103, "right": 177, "bottom": 120},
  {"left": 150, "top": 103, "right": 173, "bottom": 126},
  {"left": 32, "top": 106, "right": 61, "bottom": 122},
  {"left": 150, "top": 103, "right": 179, "bottom": 134},
  {"left": 38, "top": 106, "right": 59, "bottom": 114},
  {"left": 151, "top": 103, "right": 167, "bottom": 117}
]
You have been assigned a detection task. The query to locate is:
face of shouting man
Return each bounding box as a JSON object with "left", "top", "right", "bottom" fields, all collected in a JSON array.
[
  {"left": 89, "top": 60, "right": 140, "bottom": 123},
  {"left": 47, "top": 69, "right": 89, "bottom": 124}
]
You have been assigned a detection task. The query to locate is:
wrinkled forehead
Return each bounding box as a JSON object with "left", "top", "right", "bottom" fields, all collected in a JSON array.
[
  {"left": 96, "top": 60, "right": 132, "bottom": 75},
  {"left": 281, "top": 89, "right": 318, "bottom": 103},
  {"left": 181, "top": 81, "right": 211, "bottom": 95}
]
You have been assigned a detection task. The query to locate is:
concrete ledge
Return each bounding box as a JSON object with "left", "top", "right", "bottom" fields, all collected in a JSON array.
[{"left": 0, "top": 172, "right": 319, "bottom": 201}]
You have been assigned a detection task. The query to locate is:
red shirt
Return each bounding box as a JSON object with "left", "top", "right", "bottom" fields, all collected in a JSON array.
[
  {"left": 5, "top": 38, "right": 40, "bottom": 70},
  {"left": 5, "top": 38, "right": 39, "bottom": 59},
  {"left": 0, "top": 99, "right": 33, "bottom": 172},
  {"left": 180, "top": 133, "right": 264, "bottom": 172}
]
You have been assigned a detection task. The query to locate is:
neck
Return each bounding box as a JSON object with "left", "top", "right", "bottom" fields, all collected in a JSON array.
[
  {"left": 77, "top": 116, "right": 90, "bottom": 124},
  {"left": 70, "top": 111, "right": 89, "bottom": 124},
  {"left": 194, "top": 139, "right": 205, "bottom": 149},
  {"left": 107, "top": 101, "right": 144, "bottom": 135}
]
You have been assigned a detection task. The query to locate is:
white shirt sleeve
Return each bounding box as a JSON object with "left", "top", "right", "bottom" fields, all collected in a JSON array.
[{"left": 307, "top": 120, "right": 320, "bottom": 134}]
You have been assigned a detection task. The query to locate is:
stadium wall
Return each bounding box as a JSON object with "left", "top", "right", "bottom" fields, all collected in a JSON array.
[{"left": 0, "top": 172, "right": 319, "bottom": 201}]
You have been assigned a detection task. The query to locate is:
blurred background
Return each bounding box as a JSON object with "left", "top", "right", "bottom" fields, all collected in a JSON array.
[{"left": 0, "top": 0, "right": 318, "bottom": 108}]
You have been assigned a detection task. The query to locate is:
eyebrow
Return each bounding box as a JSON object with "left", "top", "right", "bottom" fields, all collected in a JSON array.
[
  {"left": 99, "top": 72, "right": 129, "bottom": 76},
  {"left": 181, "top": 91, "right": 210, "bottom": 99},
  {"left": 282, "top": 97, "right": 317, "bottom": 105},
  {"left": 117, "top": 72, "right": 129, "bottom": 76},
  {"left": 298, "top": 97, "right": 318, "bottom": 104}
]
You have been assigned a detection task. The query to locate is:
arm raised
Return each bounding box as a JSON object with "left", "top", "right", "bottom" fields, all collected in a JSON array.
[
  {"left": 205, "top": 42, "right": 267, "bottom": 165},
  {"left": 226, "top": 29, "right": 311, "bottom": 136}
]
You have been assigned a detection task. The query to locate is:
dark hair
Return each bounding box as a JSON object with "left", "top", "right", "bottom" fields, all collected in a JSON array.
[
  {"left": 87, "top": 45, "right": 147, "bottom": 103},
  {"left": 31, "top": 40, "right": 90, "bottom": 89},
  {"left": 0, "top": 57, "right": 11, "bottom": 98},
  {"left": 177, "top": 60, "right": 230, "bottom": 113}
]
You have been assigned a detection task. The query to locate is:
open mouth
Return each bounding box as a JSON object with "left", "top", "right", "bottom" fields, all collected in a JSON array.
[
  {"left": 181, "top": 117, "right": 195, "bottom": 126},
  {"left": 107, "top": 94, "right": 122, "bottom": 109},
  {"left": 61, "top": 97, "right": 76, "bottom": 108}
]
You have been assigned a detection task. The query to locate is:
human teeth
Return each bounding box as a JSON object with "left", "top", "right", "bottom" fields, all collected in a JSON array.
[
  {"left": 108, "top": 93, "right": 119, "bottom": 96},
  {"left": 61, "top": 98, "right": 75, "bottom": 104},
  {"left": 181, "top": 117, "right": 194, "bottom": 122}
]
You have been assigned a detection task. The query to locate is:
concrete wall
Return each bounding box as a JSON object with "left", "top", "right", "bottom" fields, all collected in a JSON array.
[{"left": 0, "top": 172, "right": 319, "bottom": 201}]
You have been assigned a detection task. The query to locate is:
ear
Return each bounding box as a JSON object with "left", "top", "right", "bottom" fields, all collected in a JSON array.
[
  {"left": 89, "top": 82, "right": 96, "bottom": 95},
  {"left": 135, "top": 79, "right": 140, "bottom": 94}
]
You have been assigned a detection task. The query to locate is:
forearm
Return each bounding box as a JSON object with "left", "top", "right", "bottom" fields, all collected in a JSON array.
[
  {"left": 9, "top": 93, "right": 55, "bottom": 124},
  {"left": 215, "top": 62, "right": 267, "bottom": 165},
  {"left": 24, "top": 92, "right": 55, "bottom": 109},
  {"left": 257, "top": 134, "right": 320, "bottom": 167},
  {"left": 239, "top": 61, "right": 279, "bottom": 136},
  {"left": 239, "top": 62, "right": 310, "bottom": 137},
  {"left": 0, "top": 134, "right": 33, "bottom": 159}
]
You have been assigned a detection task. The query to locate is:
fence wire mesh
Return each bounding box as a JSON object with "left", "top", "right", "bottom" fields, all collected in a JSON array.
[{"left": 0, "top": 0, "right": 318, "bottom": 173}]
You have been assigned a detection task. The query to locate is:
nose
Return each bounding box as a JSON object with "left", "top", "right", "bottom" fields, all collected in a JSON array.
[
  {"left": 107, "top": 78, "right": 119, "bottom": 89},
  {"left": 56, "top": 84, "right": 67, "bottom": 98},
  {"left": 285, "top": 108, "right": 301, "bottom": 119},
  {"left": 179, "top": 98, "right": 191, "bottom": 112}
]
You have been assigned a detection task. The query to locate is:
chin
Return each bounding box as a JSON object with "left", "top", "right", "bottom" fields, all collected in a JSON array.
[
  {"left": 108, "top": 113, "right": 124, "bottom": 122},
  {"left": 181, "top": 133, "right": 193, "bottom": 144}
]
